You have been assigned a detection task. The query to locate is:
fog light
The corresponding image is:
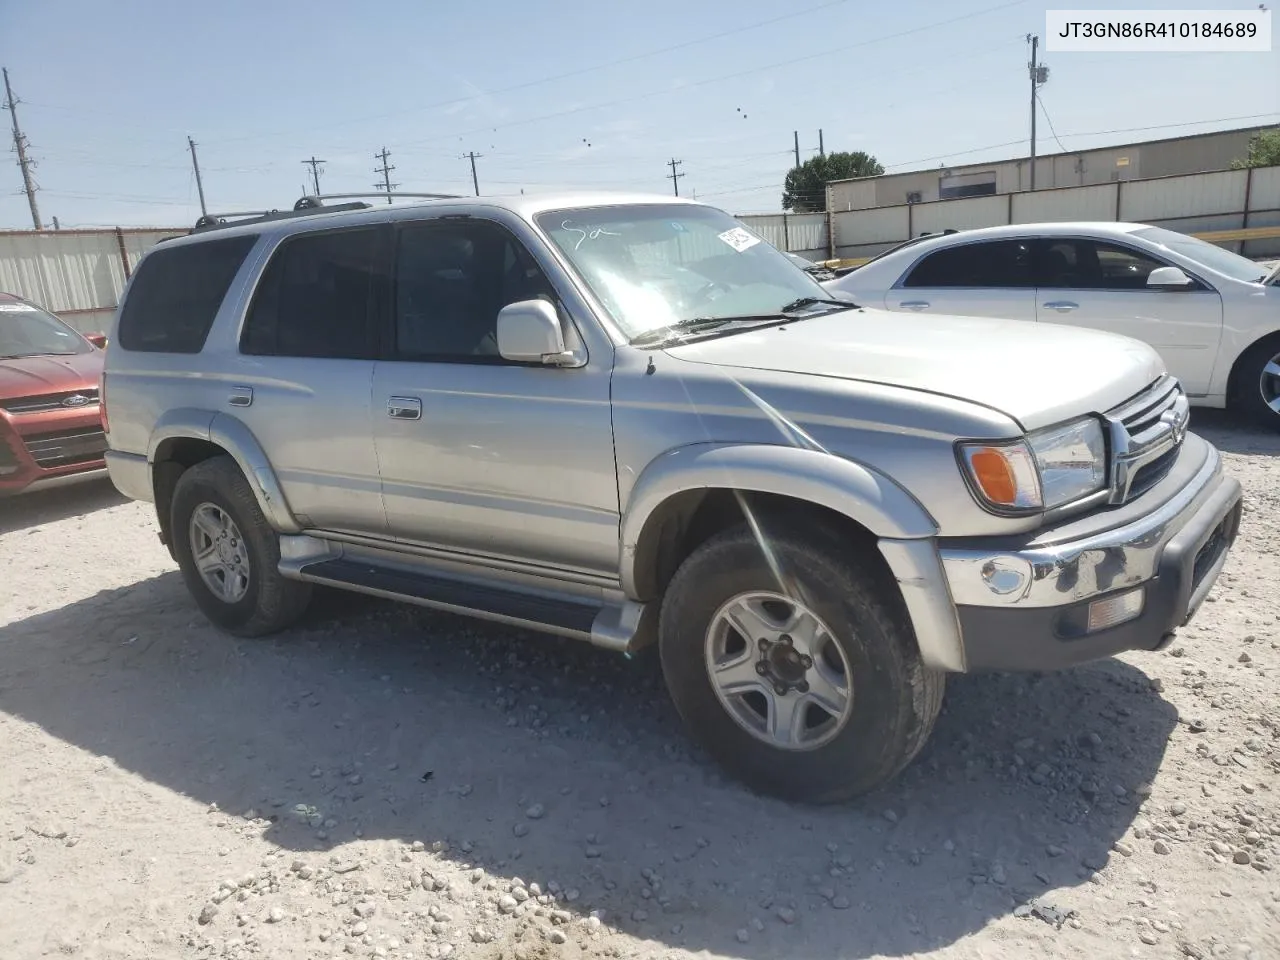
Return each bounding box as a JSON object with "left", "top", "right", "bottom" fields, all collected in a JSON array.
[
  {"left": 1086, "top": 587, "right": 1145, "bottom": 633},
  {"left": 980, "top": 557, "right": 1031, "bottom": 598}
]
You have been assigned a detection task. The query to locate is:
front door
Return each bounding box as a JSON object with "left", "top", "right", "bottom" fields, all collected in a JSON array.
[
  {"left": 371, "top": 216, "right": 619, "bottom": 578},
  {"left": 231, "top": 224, "right": 389, "bottom": 536},
  {"left": 1032, "top": 237, "right": 1224, "bottom": 395},
  {"left": 884, "top": 238, "right": 1037, "bottom": 320}
]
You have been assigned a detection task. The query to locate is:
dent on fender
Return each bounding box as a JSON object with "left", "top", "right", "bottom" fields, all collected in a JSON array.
[
  {"left": 618, "top": 442, "right": 939, "bottom": 597},
  {"left": 208, "top": 413, "right": 303, "bottom": 533}
]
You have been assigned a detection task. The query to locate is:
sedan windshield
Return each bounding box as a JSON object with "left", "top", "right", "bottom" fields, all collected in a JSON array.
[
  {"left": 0, "top": 301, "right": 92, "bottom": 358},
  {"left": 534, "top": 204, "right": 844, "bottom": 341},
  {"left": 1134, "top": 226, "right": 1270, "bottom": 284}
]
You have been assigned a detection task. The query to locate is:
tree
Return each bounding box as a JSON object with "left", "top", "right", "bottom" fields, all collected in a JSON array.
[
  {"left": 783, "top": 151, "right": 884, "bottom": 212},
  {"left": 1231, "top": 129, "right": 1280, "bottom": 169}
]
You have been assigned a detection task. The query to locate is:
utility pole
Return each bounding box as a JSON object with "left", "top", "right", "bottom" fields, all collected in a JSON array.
[
  {"left": 666, "top": 158, "right": 684, "bottom": 197},
  {"left": 818, "top": 129, "right": 825, "bottom": 158},
  {"left": 187, "top": 136, "right": 208, "bottom": 217},
  {"left": 374, "top": 146, "right": 397, "bottom": 203},
  {"left": 3, "top": 68, "right": 42, "bottom": 230},
  {"left": 793, "top": 130, "right": 801, "bottom": 168},
  {"left": 1026, "top": 34, "right": 1049, "bottom": 191},
  {"left": 464, "top": 151, "right": 482, "bottom": 196},
  {"left": 302, "top": 156, "right": 325, "bottom": 196}
]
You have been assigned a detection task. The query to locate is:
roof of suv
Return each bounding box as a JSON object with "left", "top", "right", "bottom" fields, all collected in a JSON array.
[{"left": 161, "top": 191, "right": 707, "bottom": 250}]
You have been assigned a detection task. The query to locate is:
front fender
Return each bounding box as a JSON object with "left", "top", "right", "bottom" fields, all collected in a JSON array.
[
  {"left": 619, "top": 442, "right": 937, "bottom": 599},
  {"left": 147, "top": 408, "right": 301, "bottom": 534}
]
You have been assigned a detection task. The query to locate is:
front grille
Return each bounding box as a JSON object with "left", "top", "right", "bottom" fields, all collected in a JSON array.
[
  {"left": 22, "top": 427, "right": 107, "bottom": 468},
  {"left": 0, "top": 433, "right": 18, "bottom": 475},
  {"left": 0, "top": 388, "right": 99, "bottom": 414},
  {"left": 1105, "top": 375, "right": 1188, "bottom": 504}
]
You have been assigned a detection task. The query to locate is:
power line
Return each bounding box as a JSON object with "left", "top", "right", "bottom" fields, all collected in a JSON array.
[
  {"left": 374, "top": 147, "right": 398, "bottom": 203},
  {"left": 1036, "top": 94, "right": 1069, "bottom": 154},
  {"left": 301, "top": 156, "right": 325, "bottom": 196},
  {"left": 666, "top": 158, "right": 685, "bottom": 197},
  {"left": 3, "top": 68, "right": 42, "bottom": 230}
]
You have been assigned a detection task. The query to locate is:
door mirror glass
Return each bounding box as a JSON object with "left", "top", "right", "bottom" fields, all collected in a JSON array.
[
  {"left": 497, "top": 299, "right": 571, "bottom": 365},
  {"left": 84, "top": 332, "right": 108, "bottom": 349},
  {"left": 1146, "top": 265, "right": 1194, "bottom": 290}
]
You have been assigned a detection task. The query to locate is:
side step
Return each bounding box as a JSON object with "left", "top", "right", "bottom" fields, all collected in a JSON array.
[{"left": 295, "top": 557, "right": 605, "bottom": 643}]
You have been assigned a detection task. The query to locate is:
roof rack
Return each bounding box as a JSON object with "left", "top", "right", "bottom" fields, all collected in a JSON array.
[{"left": 189, "top": 191, "right": 465, "bottom": 234}]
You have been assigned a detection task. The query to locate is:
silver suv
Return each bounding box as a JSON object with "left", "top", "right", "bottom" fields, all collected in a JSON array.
[{"left": 102, "top": 193, "right": 1243, "bottom": 803}]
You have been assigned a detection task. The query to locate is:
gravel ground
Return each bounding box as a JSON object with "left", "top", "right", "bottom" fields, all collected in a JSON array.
[{"left": 1, "top": 410, "right": 1278, "bottom": 960}]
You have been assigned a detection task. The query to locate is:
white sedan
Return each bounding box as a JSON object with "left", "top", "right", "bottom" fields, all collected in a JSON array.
[{"left": 823, "top": 222, "right": 1280, "bottom": 427}]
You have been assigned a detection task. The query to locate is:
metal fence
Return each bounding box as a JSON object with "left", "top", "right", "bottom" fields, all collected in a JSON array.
[{"left": 0, "top": 227, "right": 183, "bottom": 333}]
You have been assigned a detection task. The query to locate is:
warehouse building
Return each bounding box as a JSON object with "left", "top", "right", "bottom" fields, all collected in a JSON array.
[{"left": 828, "top": 124, "right": 1277, "bottom": 212}]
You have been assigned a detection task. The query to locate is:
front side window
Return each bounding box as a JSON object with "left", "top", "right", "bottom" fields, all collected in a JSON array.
[
  {"left": 392, "top": 219, "right": 557, "bottom": 362},
  {"left": 242, "top": 227, "right": 386, "bottom": 359},
  {"left": 1036, "top": 239, "right": 1166, "bottom": 290},
  {"left": 0, "top": 300, "right": 92, "bottom": 359},
  {"left": 534, "top": 204, "right": 832, "bottom": 340},
  {"left": 1134, "top": 226, "right": 1265, "bottom": 284},
  {"left": 901, "top": 240, "right": 1033, "bottom": 288}
]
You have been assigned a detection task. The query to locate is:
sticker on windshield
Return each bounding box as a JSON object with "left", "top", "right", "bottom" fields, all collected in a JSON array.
[
  {"left": 0, "top": 303, "right": 39, "bottom": 312},
  {"left": 717, "top": 227, "right": 760, "bottom": 252}
]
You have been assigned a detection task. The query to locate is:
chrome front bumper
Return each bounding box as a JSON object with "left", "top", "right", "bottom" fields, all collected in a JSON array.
[{"left": 936, "top": 434, "right": 1242, "bottom": 672}]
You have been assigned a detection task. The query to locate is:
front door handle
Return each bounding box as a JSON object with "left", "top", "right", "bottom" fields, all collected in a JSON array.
[
  {"left": 1043, "top": 300, "right": 1079, "bottom": 313},
  {"left": 899, "top": 300, "right": 930, "bottom": 311},
  {"left": 228, "top": 386, "right": 253, "bottom": 407},
  {"left": 387, "top": 397, "right": 422, "bottom": 421}
]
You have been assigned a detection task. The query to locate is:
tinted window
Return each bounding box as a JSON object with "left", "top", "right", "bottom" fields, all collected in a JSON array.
[
  {"left": 1037, "top": 239, "right": 1167, "bottom": 290},
  {"left": 902, "top": 240, "right": 1033, "bottom": 288},
  {"left": 242, "top": 227, "right": 386, "bottom": 359},
  {"left": 117, "top": 234, "right": 257, "bottom": 353},
  {"left": 393, "top": 219, "right": 557, "bottom": 362}
]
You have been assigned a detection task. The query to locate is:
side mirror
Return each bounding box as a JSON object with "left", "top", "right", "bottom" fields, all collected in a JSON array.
[
  {"left": 1146, "top": 266, "right": 1194, "bottom": 290},
  {"left": 497, "top": 300, "right": 575, "bottom": 365},
  {"left": 84, "top": 332, "right": 108, "bottom": 349}
]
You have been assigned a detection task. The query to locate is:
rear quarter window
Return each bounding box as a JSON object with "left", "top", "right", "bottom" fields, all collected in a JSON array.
[{"left": 117, "top": 234, "right": 259, "bottom": 353}]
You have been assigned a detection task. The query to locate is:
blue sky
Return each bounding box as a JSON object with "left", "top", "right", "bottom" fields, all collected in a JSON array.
[{"left": 0, "top": 0, "right": 1276, "bottom": 228}]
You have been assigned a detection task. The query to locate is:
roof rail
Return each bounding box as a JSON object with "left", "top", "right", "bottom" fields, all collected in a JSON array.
[
  {"left": 303, "top": 191, "right": 464, "bottom": 204},
  {"left": 192, "top": 199, "right": 372, "bottom": 234}
]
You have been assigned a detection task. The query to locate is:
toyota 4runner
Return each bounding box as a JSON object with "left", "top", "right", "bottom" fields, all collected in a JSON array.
[{"left": 102, "top": 193, "right": 1243, "bottom": 803}]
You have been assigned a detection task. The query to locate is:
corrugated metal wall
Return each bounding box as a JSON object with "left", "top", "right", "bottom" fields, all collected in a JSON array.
[
  {"left": 830, "top": 165, "right": 1280, "bottom": 260},
  {"left": 736, "top": 212, "right": 827, "bottom": 260},
  {"left": 0, "top": 227, "right": 182, "bottom": 332}
]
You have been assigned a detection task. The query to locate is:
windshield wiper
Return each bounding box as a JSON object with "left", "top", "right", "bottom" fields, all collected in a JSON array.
[
  {"left": 779, "top": 296, "right": 857, "bottom": 312},
  {"left": 629, "top": 315, "right": 784, "bottom": 346}
]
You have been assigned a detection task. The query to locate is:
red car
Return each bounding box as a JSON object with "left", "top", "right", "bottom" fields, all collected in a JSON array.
[{"left": 0, "top": 292, "right": 110, "bottom": 496}]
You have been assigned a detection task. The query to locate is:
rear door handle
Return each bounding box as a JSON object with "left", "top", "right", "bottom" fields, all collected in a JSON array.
[
  {"left": 899, "top": 300, "right": 930, "bottom": 311},
  {"left": 228, "top": 386, "right": 253, "bottom": 407},
  {"left": 387, "top": 396, "right": 422, "bottom": 421},
  {"left": 1042, "top": 300, "right": 1079, "bottom": 313}
]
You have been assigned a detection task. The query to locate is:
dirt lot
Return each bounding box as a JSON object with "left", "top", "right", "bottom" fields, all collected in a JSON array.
[{"left": 2, "top": 411, "right": 1278, "bottom": 960}]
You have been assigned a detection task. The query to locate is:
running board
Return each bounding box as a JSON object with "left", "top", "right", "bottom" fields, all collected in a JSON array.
[{"left": 292, "top": 556, "right": 654, "bottom": 653}]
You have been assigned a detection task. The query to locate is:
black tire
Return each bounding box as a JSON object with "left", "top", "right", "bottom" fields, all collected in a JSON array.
[
  {"left": 1232, "top": 335, "right": 1280, "bottom": 429},
  {"left": 170, "top": 455, "right": 312, "bottom": 637},
  {"left": 658, "top": 520, "right": 944, "bottom": 804}
]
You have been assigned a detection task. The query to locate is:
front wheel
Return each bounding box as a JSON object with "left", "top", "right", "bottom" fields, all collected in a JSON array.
[
  {"left": 1233, "top": 337, "right": 1280, "bottom": 429},
  {"left": 658, "top": 521, "right": 944, "bottom": 804},
  {"left": 170, "top": 456, "right": 312, "bottom": 637}
]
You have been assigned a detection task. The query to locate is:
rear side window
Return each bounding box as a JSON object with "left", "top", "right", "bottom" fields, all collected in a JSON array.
[
  {"left": 241, "top": 227, "right": 387, "bottom": 359},
  {"left": 902, "top": 240, "right": 1033, "bottom": 288},
  {"left": 117, "top": 234, "right": 258, "bottom": 353}
]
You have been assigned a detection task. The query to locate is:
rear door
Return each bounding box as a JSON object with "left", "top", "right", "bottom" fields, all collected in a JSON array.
[
  {"left": 884, "top": 238, "right": 1037, "bottom": 320},
  {"left": 1032, "top": 237, "right": 1223, "bottom": 394},
  {"left": 231, "top": 225, "right": 389, "bottom": 537}
]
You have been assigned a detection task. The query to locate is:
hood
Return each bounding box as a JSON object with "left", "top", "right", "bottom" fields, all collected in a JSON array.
[
  {"left": 662, "top": 307, "right": 1165, "bottom": 432},
  {"left": 0, "top": 351, "right": 102, "bottom": 402}
]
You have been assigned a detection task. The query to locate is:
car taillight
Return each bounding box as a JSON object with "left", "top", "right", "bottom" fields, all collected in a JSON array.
[{"left": 99, "top": 371, "right": 109, "bottom": 434}]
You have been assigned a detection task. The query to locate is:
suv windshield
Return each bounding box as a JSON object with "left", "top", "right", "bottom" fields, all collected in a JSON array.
[
  {"left": 1134, "top": 226, "right": 1271, "bottom": 284},
  {"left": 534, "top": 203, "right": 840, "bottom": 340},
  {"left": 0, "top": 300, "right": 91, "bottom": 359}
]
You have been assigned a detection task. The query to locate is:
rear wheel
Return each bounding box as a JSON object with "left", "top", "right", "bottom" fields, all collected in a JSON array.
[
  {"left": 658, "top": 520, "right": 944, "bottom": 803},
  {"left": 1233, "top": 336, "right": 1280, "bottom": 429},
  {"left": 170, "top": 456, "right": 312, "bottom": 636}
]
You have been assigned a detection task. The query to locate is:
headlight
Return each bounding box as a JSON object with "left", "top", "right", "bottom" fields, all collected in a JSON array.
[{"left": 959, "top": 417, "right": 1107, "bottom": 513}]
